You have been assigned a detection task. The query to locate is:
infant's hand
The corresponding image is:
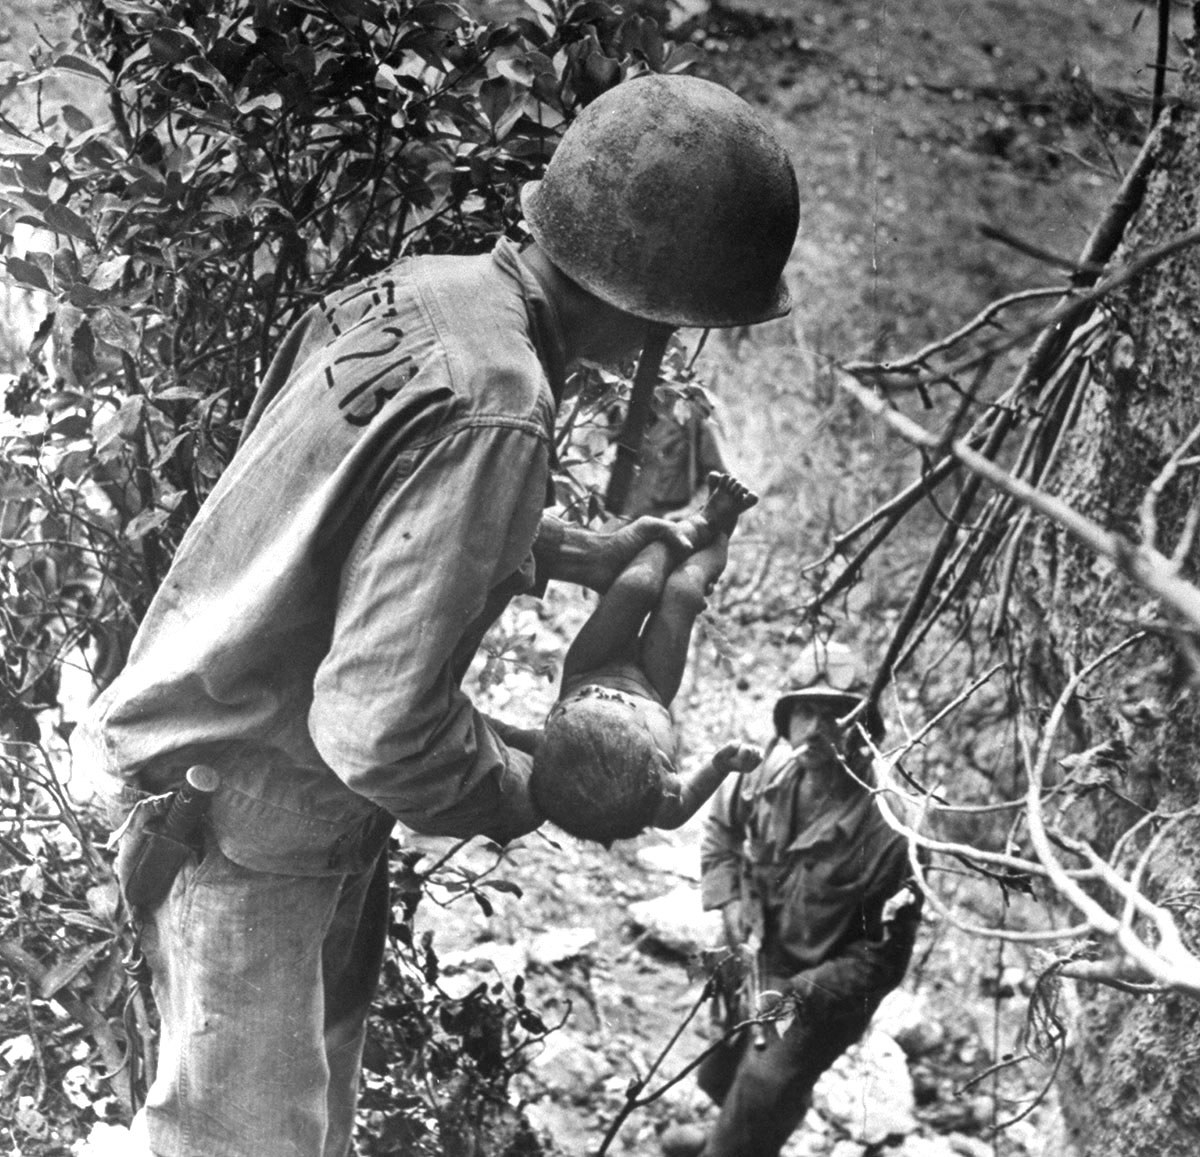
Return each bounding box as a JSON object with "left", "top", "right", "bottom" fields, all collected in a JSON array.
[{"left": 714, "top": 742, "right": 762, "bottom": 775}]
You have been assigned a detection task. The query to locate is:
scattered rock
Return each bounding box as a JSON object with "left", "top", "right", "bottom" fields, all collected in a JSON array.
[
  {"left": 74, "top": 1122, "right": 133, "bottom": 1157},
  {"left": 527, "top": 1031, "right": 612, "bottom": 1102},
  {"left": 813, "top": 1028, "right": 918, "bottom": 1145},
  {"left": 635, "top": 843, "right": 703, "bottom": 881},
  {"left": 660, "top": 1121, "right": 710, "bottom": 1157},
  {"left": 627, "top": 886, "right": 724, "bottom": 956},
  {"left": 947, "top": 1133, "right": 995, "bottom": 1157},
  {"left": 781, "top": 1120, "right": 835, "bottom": 1157},
  {"left": 828, "top": 1141, "right": 867, "bottom": 1157},
  {"left": 529, "top": 926, "right": 598, "bottom": 967},
  {"left": 437, "top": 941, "right": 529, "bottom": 996},
  {"left": 874, "top": 988, "right": 948, "bottom": 1059},
  {"left": 979, "top": 965, "right": 1028, "bottom": 999},
  {"left": 655, "top": 1073, "right": 713, "bottom": 1119},
  {"left": 890, "top": 1135, "right": 962, "bottom": 1157},
  {"left": 523, "top": 1097, "right": 594, "bottom": 1157}
]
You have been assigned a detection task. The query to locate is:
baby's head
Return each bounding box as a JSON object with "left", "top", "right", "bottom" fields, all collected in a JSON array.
[{"left": 532, "top": 686, "right": 677, "bottom": 845}]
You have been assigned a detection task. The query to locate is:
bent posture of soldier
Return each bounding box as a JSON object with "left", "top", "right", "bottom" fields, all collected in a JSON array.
[
  {"left": 662, "top": 640, "right": 922, "bottom": 1157},
  {"left": 71, "top": 73, "right": 799, "bottom": 1157},
  {"left": 532, "top": 472, "right": 761, "bottom": 844}
]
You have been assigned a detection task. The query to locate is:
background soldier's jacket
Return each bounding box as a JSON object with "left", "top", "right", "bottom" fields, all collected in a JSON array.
[{"left": 701, "top": 737, "right": 912, "bottom": 976}]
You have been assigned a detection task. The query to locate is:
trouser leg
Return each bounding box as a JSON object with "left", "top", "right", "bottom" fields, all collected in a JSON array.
[
  {"left": 699, "top": 1007, "right": 870, "bottom": 1157},
  {"left": 137, "top": 842, "right": 389, "bottom": 1157},
  {"left": 323, "top": 849, "right": 391, "bottom": 1157},
  {"left": 700, "top": 938, "right": 911, "bottom": 1157}
]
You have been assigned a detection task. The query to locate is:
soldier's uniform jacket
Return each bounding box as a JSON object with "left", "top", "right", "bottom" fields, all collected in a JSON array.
[
  {"left": 73, "top": 240, "right": 564, "bottom": 873},
  {"left": 701, "top": 736, "right": 911, "bottom": 978}
]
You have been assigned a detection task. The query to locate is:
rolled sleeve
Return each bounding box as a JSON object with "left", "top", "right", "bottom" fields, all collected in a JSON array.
[
  {"left": 309, "top": 418, "right": 549, "bottom": 841},
  {"left": 700, "top": 778, "right": 744, "bottom": 910}
]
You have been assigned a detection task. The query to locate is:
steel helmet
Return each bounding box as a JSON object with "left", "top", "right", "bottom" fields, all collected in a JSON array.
[
  {"left": 773, "top": 639, "right": 884, "bottom": 739},
  {"left": 520, "top": 74, "right": 800, "bottom": 328}
]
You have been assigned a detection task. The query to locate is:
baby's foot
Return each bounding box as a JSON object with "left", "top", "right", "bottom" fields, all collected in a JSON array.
[{"left": 701, "top": 471, "right": 758, "bottom": 537}]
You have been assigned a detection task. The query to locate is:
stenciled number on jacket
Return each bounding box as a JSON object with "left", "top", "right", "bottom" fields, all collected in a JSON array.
[{"left": 321, "top": 281, "right": 420, "bottom": 427}]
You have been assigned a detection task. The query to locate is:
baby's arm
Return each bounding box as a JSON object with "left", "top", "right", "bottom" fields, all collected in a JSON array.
[
  {"left": 652, "top": 742, "right": 762, "bottom": 830},
  {"left": 483, "top": 714, "right": 544, "bottom": 757}
]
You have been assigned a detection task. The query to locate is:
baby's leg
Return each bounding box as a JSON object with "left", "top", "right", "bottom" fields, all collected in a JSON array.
[
  {"left": 561, "top": 541, "right": 675, "bottom": 683},
  {"left": 637, "top": 533, "right": 730, "bottom": 705}
]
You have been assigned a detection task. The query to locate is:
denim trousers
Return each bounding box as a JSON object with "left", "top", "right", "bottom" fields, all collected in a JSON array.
[{"left": 132, "top": 839, "right": 391, "bottom": 1157}]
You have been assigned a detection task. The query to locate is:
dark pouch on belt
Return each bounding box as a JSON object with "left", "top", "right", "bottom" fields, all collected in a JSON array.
[{"left": 117, "top": 818, "right": 199, "bottom": 911}]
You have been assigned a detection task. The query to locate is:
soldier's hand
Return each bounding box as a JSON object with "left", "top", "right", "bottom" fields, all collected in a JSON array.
[
  {"left": 882, "top": 882, "right": 923, "bottom": 943},
  {"left": 590, "top": 516, "right": 693, "bottom": 591},
  {"left": 720, "top": 899, "right": 745, "bottom": 947}
]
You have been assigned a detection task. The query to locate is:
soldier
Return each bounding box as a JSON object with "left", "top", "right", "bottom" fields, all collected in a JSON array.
[
  {"left": 71, "top": 74, "right": 799, "bottom": 1157},
  {"left": 663, "top": 640, "right": 922, "bottom": 1157},
  {"left": 620, "top": 395, "right": 728, "bottom": 521}
]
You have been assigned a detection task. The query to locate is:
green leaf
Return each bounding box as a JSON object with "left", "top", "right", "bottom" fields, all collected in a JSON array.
[
  {"left": 16, "top": 154, "right": 54, "bottom": 192},
  {"left": 55, "top": 54, "right": 110, "bottom": 83},
  {"left": 40, "top": 942, "right": 109, "bottom": 999},
  {"left": 61, "top": 105, "right": 95, "bottom": 133},
  {"left": 49, "top": 413, "right": 91, "bottom": 439},
  {"left": 149, "top": 29, "right": 198, "bottom": 65},
  {"left": 236, "top": 93, "right": 281, "bottom": 116},
  {"left": 152, "top": 385, "right": 204, "bottom": 402},
  {"left": 5, "top": 256, "right": 52, "bottom": 292},
  {"left": 70, "top": 318, "right": 98, "bottom": 380},
  {"left": 664, "top": 42, "right": 702, "bottom": 73},
  {"left": 103, "top": 0, "right": 164, "bottom": 16},
  {"left": 90, "top": 255, "right": 130, "bottom": 291},
  {"left": 478, "top": 76, "right": 514, "bottom": 129},
  {"left": 178, "top": 56, "right": 233, "bottom": 99},
  {"left": 57, "top": 449, "right": 93, "bottom": 482},
  {"left": 412, "top": 2, "right": 467, "bottom": 32},
  {"left": 375, "top": 62, "right": 402, "bottom": 92},
  {"left": 522, "top": 0, "right": 558, "bottom": 36},
  {"left": 124, "top": 506, "right": 170, "bottom": 541},
  {"left": 67, "top": 283, "right": 107, "bottom": 308},
  {"left": 94, "top": 395, "right": 145, "bottom": 452},
  {"left": 494, "top": 91, "right": 530, "bottom": 140},
  {"left": 28, "top": 311, "right": 54, "bottom": 358},
  {"left": 150, "top": 430, "right": 192, "bottom": 469},
  {"left": 206, "top": 195, "right": 245, "bottom": 219},
  {"left": 53, "top": 246, "right": 81, "bottom": 286},
  {"left": 91, "top": 308, "right": 139, "bottom": 354},
  {"left": 45, "top": 202, "right": 95, "bottom": 243}
]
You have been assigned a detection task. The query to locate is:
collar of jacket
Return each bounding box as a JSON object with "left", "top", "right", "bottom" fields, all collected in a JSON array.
[{"left": 497, "top": 238, "right": 568, "bottom": 405}]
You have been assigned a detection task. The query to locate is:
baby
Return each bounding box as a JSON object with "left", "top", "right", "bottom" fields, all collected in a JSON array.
[{"left": 531, "top": 473, "right": 761, "bottom": 844}]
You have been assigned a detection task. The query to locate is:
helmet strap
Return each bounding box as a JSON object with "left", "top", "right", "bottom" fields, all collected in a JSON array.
[{"left": 604, "top": 322, "right": 674, "bottom": 516}]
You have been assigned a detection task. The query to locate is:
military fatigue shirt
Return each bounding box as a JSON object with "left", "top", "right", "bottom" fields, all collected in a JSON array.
[{"left": 73, "top": 241, "right": 563, "bottom": 870}]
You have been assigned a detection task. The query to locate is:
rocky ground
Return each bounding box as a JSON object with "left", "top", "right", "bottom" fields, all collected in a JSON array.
[{"left": 398, "top": 591, "right": 1058, "bottom": 1157}]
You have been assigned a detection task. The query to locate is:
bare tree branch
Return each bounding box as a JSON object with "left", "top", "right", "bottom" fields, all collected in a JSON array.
[{"left": 838, "top": 373, "right": 1200, "bottom": 631}]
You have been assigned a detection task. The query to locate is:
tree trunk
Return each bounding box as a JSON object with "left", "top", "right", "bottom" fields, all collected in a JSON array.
[{"left": 1026, "top": 7, "right": 1200, "bottom": 1153}]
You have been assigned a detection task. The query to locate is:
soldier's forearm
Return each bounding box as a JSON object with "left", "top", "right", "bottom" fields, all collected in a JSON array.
[{"left": 533, "top": 514, "right": 691, "bottom": 592}]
